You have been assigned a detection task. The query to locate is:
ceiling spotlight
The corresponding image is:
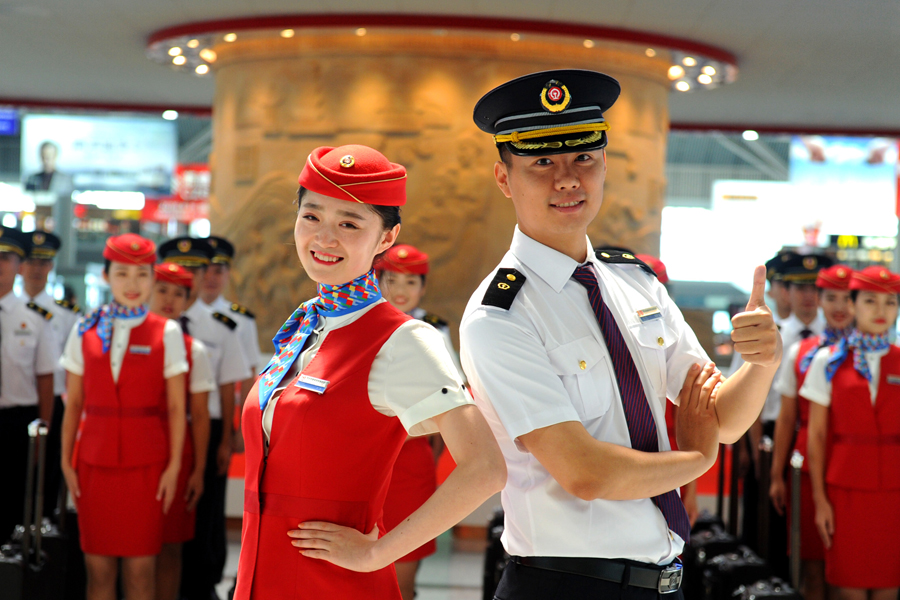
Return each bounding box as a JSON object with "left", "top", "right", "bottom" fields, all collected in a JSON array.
[
  {"left": 280, "top": 29, "right": 295, "bottom": 38},
  {"left": 356, "top": 27, "right": 367, "bottom": 36},
  {"left": 583, "top": 39, "right": 595, "bottom": 48},
  {"left": 682, "top": 56, "right": 697, "bottom": 67},
  {"left": 668, "top": 65, "right": 685, "bottom": 80},
  {"left": 742, "top": 130, "right": 759, "bottom": 141},
  {"left": 162, "top": 110, "right": 179, "bottom": 121},
  {"left": 675, "top": 80, "right": 691, "bottom": 92},
  {"left": 168, "top": 47, "right": 182, "bottom": 57},
  {"left": 702, "top": 65, "right": 716, "bottom": 76},
  {"left": 199, "top": 48, "right": 217, "bottom": 63},
  {"left": 697, "top": 74, "right": 713, "bottom": 85},
  {"left": 195, "top": 64, "right": 209, "bottom": 75},
  {"left": 645, "top": 48, "right": 656, "bottom": 57},
  {"left": 172, "top": 55, "right": 186, "bottom": 66},
  {"left": 187, "top": 39, "right": 200, "bottom": 49},
  {"left": 510, "top": 33, "right": 521, "bottom": 41},
  {"left": 223, "top": 33, "right": 237, "bottom": 42}
]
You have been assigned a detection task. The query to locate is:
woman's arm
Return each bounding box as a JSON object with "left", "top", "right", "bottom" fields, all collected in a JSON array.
[
  {"left": 807, "top": 402, "right": 833, "bottom": 549},
  {"left": 60, "top": 372, "right": 84, "bottom": 503},
  {"left": 186, "top": 391, "right": 210, "bottom": 510},
  {"left": 158, "top": 373, "right": 187, "bottom": 513},
  {"left": 289, "top": 403, "right": 506, "bottom": 572}
]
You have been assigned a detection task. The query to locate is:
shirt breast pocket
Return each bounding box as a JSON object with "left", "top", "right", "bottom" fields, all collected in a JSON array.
[
  {"left": 628, "top": 319, "right": 674, "bottom": 393},
  {"left": 547, "top": 337, "right": 615, "bottom": 421},
  {"left": 12, "top": 332, "right": 38, "bottom": 367}
]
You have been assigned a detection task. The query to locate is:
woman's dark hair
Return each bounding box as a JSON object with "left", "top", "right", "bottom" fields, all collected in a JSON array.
[
  {"left": 103, "top": 259, "right": 111, "bottom": 274},
  {"left": 296, "top": 187, "right": 401, "bottom": 230}
]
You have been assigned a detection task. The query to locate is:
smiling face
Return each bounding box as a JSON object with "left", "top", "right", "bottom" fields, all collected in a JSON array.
[
  {"left": 150, "top": 280, "right": 189, "bottom": 319},
  {"left": 380, "top": 271, "right": 426, "bottom": 314},
  {"left": 20, "top": 257, "right": 53, "bottom": 295},
  {"left": 103, "top": 262, "right": 154, "bottom": 309},
  {"left": 494, "top": 149, "right": 607, "bottom": 262},
  {"left": 788, "top": 283, "right": 819, "bottom": 324},
  {"left": 294, "top": 190, "right": 400, "bottom": 286},
  {"left": 820, "top": 289, "right": 853, "bottom": 330},
  {"left": 854, "top": 291, "right": 899, "bottom": 336}
]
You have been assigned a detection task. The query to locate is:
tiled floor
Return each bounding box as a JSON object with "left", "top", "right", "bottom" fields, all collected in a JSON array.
[{"left": 216, "top": 530, "right": 486, "bottom": 600}]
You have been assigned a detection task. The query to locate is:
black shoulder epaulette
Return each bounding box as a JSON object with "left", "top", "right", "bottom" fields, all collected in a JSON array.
[
  {"left": 212, "top": 312, "right": 237, "bottom": 330},
  {"left": 229, "top": 303, "right": 255, "bottom": 319},
  {"left": 595, "top": 250, "right": 657, "bottom": 278},
  {"left": 481, "top": 268, "right": 526, "bottom": 310},
  {"left": 423, "top": 313, "right": 448, "bottom": 328},
  {"left": 55, "top": 298, "right": 81, "bottom": 314},
  {"left": 27, "top": 302, "right": 53, "bottom": 321}
]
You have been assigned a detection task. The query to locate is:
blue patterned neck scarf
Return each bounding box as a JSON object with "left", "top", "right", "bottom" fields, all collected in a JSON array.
[
  {"left": 799, "top": 326, "right": 853, "bottom": 374},
  {"left": 825, "top": 329, "right": 891, "bottom": 382},
  {"left": 77, "top": 301, "right": 148, "bottom": 353},
  {"left": 257, "top": 269, "right": 382, "bottom": 410}
]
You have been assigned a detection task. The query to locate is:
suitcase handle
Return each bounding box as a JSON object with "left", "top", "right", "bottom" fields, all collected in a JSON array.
[
  {"left": 756, "top": 435, "right": 774, "bottom": 560},
  {"left": 789, "top": 451, "right": 804, "bottom": 591},
  {"left": 21, "top": 419, "right": 49, "bottom": 567}
]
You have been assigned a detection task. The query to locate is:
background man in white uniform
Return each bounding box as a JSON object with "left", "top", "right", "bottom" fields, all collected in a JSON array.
[{"left": 460, "top": 70, "right": 782, "bottom": 599}]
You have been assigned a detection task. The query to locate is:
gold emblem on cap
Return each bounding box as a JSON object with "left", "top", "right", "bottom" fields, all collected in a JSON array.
[
  {"left": 507, "top": 274, "right": 516, "bottom": 282},
  {"left": 803, "top": 256, "right": 817, "bottom": 270},
  {"left": 33, "top": 233, "right": 45, "bottom": 245},
  {"left": 131, "top": 243, "right": 140, "bottom": 250},
  {"left": 498, "top": 282, "right": 510, "bottom": 290},
  {"left": 881, "top": 270, "right": 890, "bottom": 280},
  {"left": 169, "top": 264, "right": 178, "bottom": 272},
  {"left": 579, "top": 360, "right": 586, "bottom": 370},
  {"left": 209, "top": 239, "right": 217, "bottom": 248},
  {"left": 339, "top": 155, "right": 356, "bottom": 168},
  {"left": 540, "top": 79, "right": 572, "bottom": 113},
  {"left": 657, "top": 337, "right": 665, "bottom": 347},
  {"left": 837, "top": 267, "right": 847, "bottom": 278},
  {"left": 177, "top": 240, "right": 191, "bottom": 253},
  {"left": 397, "top": 248, "right": 409, "bottom": 259}
]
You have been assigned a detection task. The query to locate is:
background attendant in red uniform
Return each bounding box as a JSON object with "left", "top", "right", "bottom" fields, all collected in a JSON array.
[
  {"left": 150, "top": 262, "right": 215, "bottom": 600},
  {"left": 769, "top": 264, "right": 854, "bottom": 600},
  {"left": 377, "top": 243, "right": 455, "bottom": 600},
  {"left": 235, "top": 145, "right": 505, "bottom": 600},
  {"left": 802, "top": 266, "right": 900, "bottom": 600},
  {"left": 59, "top": 234, "right": 188, "bottom": 600}
]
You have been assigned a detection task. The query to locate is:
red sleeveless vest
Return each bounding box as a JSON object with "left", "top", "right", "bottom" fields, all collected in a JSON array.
[
  {"left": 827, "top": 345, "right": 900, "bottom": 491},
  {"left": 80, "top": 312, "right": 169, "bottom": 467},
  {"left": 792, "top": 336, "right": 821, "bottom": 472},
  {"left": 235, "top": 302, "right": 411, "bottom": 600}
]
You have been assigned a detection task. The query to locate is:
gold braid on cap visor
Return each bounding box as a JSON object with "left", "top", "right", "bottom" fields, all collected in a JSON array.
[{"left": 494, "top": 122, "right": 610, "bottom": 150}]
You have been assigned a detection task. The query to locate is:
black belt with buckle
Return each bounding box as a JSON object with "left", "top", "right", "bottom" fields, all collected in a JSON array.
[{"left": 512, "top": 556, "right": 683, "bottom": 594}]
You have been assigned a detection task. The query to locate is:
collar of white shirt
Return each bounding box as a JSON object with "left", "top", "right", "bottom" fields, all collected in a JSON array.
[
  {"left": 30, "top": 290, "right": 52, "bottom": 305},
  {"left": 509, "top": 226, "right": 595, "bottom": 293},
  {"left": 0, "top": 289, "right": 21, "bottom": 311},
  {"left": 185, "top": 300, "right": 214, "bottom": 320}
]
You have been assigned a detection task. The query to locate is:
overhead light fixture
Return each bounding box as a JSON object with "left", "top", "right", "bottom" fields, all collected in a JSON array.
[
  {"left": 682, "top": 56, "right": 697, "bottom": 67},
  {"left": 162, "top": 110, "right": 179, "bottom": 121},
  {"left": 583, "top": 39, "right": 595, "bottom": 48},
  {"left": 195, "top": 64, "right": 209, "bottom": 75},
  {"left": 199, "top": 48, "right": 217, "bottom": 62},
  {"left": 73, "top": 191, "right": 146, "bottom": 211},
  {"left": 675, "top": 80, "right": 691, "bottom": 92},
  {"left": 510, "top": 33, "right": 521, "bottom": 41},
  {"left": 742, "top": 130, "right": 759, "bottom": 141},
  {"left": 172, "top": 55, "right": 186, "bottom": 66},
  {"left": 223, "top": 33, "right": 237, "bottom": 42},
  {"left": 702, "top": 65, "right": 716, "bottom": 76},
  {"left": 668, "top": 65, "right": 685, "bottom": 80},
  {"left": 645, "top": 48, "right": 656, "bottom": 57},
  {"left": 168, "top": 47, "right": 182, "bottom": 57},
  {"left": 697, "top": 74, "right": 713, "bottom": 85},
  {"left": 187, "top": 39, "right": 200, "bottom": 48},
  {"left": 356, "top": 27, "right": 367, "bottom": 36},
  {"left": 280, "top": 29, "right": 295, "bottom": 38}
]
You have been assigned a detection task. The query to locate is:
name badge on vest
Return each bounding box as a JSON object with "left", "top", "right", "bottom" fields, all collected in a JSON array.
[
  {"left": 887, "top": 375, "right": 900, "bottom": 386},
  {"left": 295, "top": 374, "right": 329, "bottom": 395},
  {"left": 129, "top": 345, "right": 151, "bottom": 355},
  {"left": 636, "top": 306, "right": 661, "bottom": 322}
]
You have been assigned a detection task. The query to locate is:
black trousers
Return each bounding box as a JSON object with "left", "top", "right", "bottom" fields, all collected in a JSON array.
[
  {"left": 0, "top": 405, "right": 39, "bottom": 541},
  {"left": 43, "top": 396, "right": 65, "bottom": 519},
  {"left": 494, "top": 560, "right": 685, "bottom": 600},
  {"left": 181, "top": 419, "right": 228, "bottom": 600}
]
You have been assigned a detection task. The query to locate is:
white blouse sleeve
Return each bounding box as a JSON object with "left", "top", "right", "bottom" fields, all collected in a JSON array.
[
  {"left": 162, "top": 319, "right": 190, "bottom": 379},
  {"left": 369, "top": 320, "right": 473, "bottom": 436},
  {"left": 190, "top": 339, "right": 216, "bottom": 394},
  {"left": 59, "top": 321, "right": 85, "bottom": 376},
  {"left": 774, "top": 342, "right": 801, "bottom": 397},
  {"left": 798, "top": 346, "right": 833, "bottom": 407}
]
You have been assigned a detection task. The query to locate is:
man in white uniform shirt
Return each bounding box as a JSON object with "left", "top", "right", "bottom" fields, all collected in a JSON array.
[
  {"left": 20, "top": 230, "right": 80, "bottom": 516},
  {"left": 0, "top": 227, "right": 59, "bottom": 539},
  {"left": 157, "top": 236, "right": 251, "bottom": 600},
  {"left": 460, "top": 70, "right": 782, "bottom": 599}
]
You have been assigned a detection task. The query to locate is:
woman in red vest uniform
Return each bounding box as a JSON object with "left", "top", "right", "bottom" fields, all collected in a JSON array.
[
  {"left": 150, "top": 262, "right": 215, "bottom": 600},
  {"left": 802, "top": 265, "right": 900, "bottom": 599},
  {"left": 59, "top": 234, "right": 188, "bottom": 600},
  {"left": 769, "top": 264, "right": 854, "bottom": 600},
  {"left": 377, "top": 243, "right": 454, "bottom": 600},
  {"left": 234, "top": 145, "right": 505, "bottom": 600}
]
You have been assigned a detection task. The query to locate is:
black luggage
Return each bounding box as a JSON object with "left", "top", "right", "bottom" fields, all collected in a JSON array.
[
  {"left": 682, "top": 524, "right": 741, "bottom": 598},
  {"left": 482, "top": 506, "right": 509, "bottom": 600},
  {"left": 701, "top": 546, "right": 770, "bottom": 600},
  {"left": 734, "top": 577, "right": 803, "bottom": 599}
]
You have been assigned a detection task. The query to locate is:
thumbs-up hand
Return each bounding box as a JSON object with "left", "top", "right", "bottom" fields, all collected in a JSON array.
[{"left": 731, "top": 265, "right": 782, "bottom": 367}]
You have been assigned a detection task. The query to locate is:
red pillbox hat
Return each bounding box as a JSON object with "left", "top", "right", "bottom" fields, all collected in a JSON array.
[
  {"left": 378, "top": 244, "right": 429, "bottom": 275},
  {"left": 103, "top": 234, "right": 156, "bottom": 265},
  {"left": 816, "top": 265, "right": 853, "bottom": 291},
  {"left": 154, "top": 262, "right": 193, "bottom": 290},
  {"left": 850, "top": 265, "right": 900, "bottom": 294},
  {"left": 298, "top": 145, "right": 406, "bottom": 206}
]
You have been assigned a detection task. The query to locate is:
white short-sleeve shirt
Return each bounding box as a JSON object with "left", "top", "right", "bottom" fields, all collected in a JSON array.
[
  {"left": 774, "top": 341, "right": 802, "bottom": 398},
  {"left": 0, "top": 291, "right": 59, "bottom": 408},
  {"left": 189, "top": 338, "right": 216, "bottom": 394},
  {"left": 799, "top": 345, "right": 887, "bottom": 406},
  {"left": 60, "top": 311, "right": 188, "bottom": 383},
  {"left": 210, "top": 296, "right": 261, "bottom": 372},
  {"left": 29, "top": 290, "right": 79, "bottom": 397},
  {"left": 460, "top": 227, "right": 710, "bottom": 565},
  {"left": 261, "top": 299, "right": 472, "bottom": 442}
]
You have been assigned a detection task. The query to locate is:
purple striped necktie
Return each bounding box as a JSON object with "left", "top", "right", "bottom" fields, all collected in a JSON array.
[{"left": 572, "top": 264, "right": 691, "bottom": 542}]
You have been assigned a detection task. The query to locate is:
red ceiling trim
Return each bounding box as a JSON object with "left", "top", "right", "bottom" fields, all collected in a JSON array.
[
  {"left": 0, "top": 97, "right": 212, "bottom": 116},
  {"left": 147, "top": 13, "right": 738, "bottom": 66}
]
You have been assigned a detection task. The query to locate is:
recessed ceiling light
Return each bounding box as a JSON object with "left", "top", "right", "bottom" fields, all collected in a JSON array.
[
  {"left": 281, "top": 29, "right": 295, "bottom": 38},
  {"left": 668, "top": 65, "right": 685, "bottom": 80},
  {"left": 645, "top": 48, "right": 656, "bottom": 57},
  {"left": 199, "top": 49, "right": 217, "bottom": 63},
  {"left": 742, "top": 130, "right": 759, "bottom": 141},
  {"left": 195, "top": 64, "right": 209, "bottom": 75},
  {"left": 682, "top": 56, "right": 697, "bottom": 67},
  {"left": 675, "top": 80, "right": 690, "bottom": 92},
  {"left": 187, "top": 39, "right": 200, "bottom": 49},
  {"left": 172, "top": 55, "right": 186, "bottom": 66},
  {"left": 356, "top": 27, "right": 367, "bottom": 36},
  {"left": 162, "top": 110, "right": 179, "bottom": 121},
  {"left": 223, "top": 33, "right": 237, "bottom": 42},
  {"left": 583, "top": 39, "right": 595, "bottom": 48},
  {"left": 698, "top": 74, "right": 713, "bottom": 85},
  {"left": 702, "top": 65, "right": 716, "bottom": 76},
  {"left": 168, "top": 47, "right": 182, "bottom": 57},
  {"left": 510, "top": 33, "right": 521, "bottom": 41}
]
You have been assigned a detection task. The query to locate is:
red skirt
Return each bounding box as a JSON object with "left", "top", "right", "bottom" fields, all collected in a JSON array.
[
  {"left": 825, "top": 485, "right": 900, "bottom": 588},
  {"left": 162, "top": 434, "right": 195, "bottom": 544},
  {"left": 77, "top": 461, "right": 165, "bottom": 556},
  {"left": 785, "top": 471, "right": 825, "bottom": 561},
  {"left": 383, "top": 437, "right": 437, "bottom": 563}
]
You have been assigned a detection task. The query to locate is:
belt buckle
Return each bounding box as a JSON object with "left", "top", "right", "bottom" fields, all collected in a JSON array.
[{"left": 658, "top": 562, "right": 682, "bottom": 594}]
